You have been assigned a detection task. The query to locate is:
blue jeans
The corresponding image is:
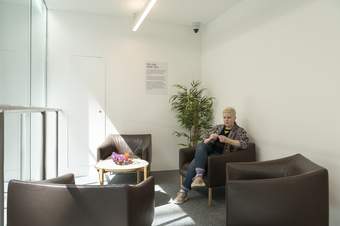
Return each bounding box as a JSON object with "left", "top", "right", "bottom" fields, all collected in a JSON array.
[{"left": 182, "top": 142, "right": 224, "bottom": 191}]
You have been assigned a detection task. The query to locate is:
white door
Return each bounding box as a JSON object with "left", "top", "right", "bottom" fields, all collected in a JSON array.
[{"left": 65, "top": 56, "right": 106, "bottom": 176}]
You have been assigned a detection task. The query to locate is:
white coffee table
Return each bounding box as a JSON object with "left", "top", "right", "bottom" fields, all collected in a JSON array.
[{"left": 95, "top": 158, "right": 149, "bottom": 185}]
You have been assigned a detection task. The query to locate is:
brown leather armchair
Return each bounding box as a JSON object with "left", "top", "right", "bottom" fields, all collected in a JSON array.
[
  {"left": 179, "top": 143, "right": 256, "bottom": 206},
  {"left": 7, "top": 174, "right": 155, "bottom": 226},
  {"left": 226, "top": 154, "right": 329, "bottom": 226},
  {"left": 97, "top": 134, "right": 152, "bottom": 174}
]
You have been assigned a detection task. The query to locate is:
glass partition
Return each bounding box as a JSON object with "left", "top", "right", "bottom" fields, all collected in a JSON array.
[
  {"left": 0, "top": 0, "right": 47, "bottom": 225},
  {"left": 31, "top": 0, "right": 47, "bottom": 180},
  {"left": 0, "top": 0, "right": 30, "bottom": 106},
  {"left": 31, "top": 0, "right": 47, "bottom": 107},
  {"left": 0, "top": 1, "right": 31, "bottom": 225}
]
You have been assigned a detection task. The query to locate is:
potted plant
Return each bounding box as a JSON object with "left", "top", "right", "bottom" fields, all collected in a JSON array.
[{"left": 169, "top": 80, "right": 214, "bottom": 148}]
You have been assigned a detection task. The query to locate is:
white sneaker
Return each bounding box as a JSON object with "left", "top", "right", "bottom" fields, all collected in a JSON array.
[
  {"left": 173, "top": 191, "right": 188, "bottom": 204},
  {"left": 191, "top": 176, "right": 206, "bottom": 188}
]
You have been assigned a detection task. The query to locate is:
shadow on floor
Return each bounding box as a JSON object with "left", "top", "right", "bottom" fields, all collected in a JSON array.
[{"left": 108, "top": 171, "right": 226, "bottom": 226}]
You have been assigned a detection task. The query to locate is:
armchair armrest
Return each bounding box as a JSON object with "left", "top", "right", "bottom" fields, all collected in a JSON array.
[
  {"left": 178, "top": 148, "right": 195, "bottom": 169},
  {"left": 97, "top": 140, "right": 117, "bottom": 161},
  {"left": 128, "top": 176, "right": 155, "bottom": 226},
  {"left": 179, "top": 147, "right": 195, "bottom": 169},
  {"left": 207, "top": 148, "right": 256, "bottom": 187},
  {"left": 140, "top": 146, "right": 151, "bottom": 163}
]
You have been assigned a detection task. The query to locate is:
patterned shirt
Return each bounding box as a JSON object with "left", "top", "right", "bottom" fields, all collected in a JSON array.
[{"left": 205, "top": 123, "right": 249, "bottom": 152}]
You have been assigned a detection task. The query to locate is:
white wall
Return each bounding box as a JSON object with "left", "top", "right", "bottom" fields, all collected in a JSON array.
[
  {"left": 202, "top": 0, "right": 340, "bottom": 225},
  {"left": 47, "top": 10, "right": 201, "bottom": 173}
]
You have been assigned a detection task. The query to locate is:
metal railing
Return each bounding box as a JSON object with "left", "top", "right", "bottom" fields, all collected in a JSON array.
[{"left": 0, "top": 105, "right": 61, "bottom": 225}]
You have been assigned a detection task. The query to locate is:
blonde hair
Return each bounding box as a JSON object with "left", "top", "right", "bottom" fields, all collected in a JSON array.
[{"left": 223, "top": 107, "right": 236, "bottom": 117}]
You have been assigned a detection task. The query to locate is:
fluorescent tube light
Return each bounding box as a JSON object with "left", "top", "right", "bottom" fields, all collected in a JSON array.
[{"left": 132, "top": 0, "right": 158, "bottom": 32}]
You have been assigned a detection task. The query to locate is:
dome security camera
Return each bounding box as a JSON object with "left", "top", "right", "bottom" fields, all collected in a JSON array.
[{"left": 192, "top": 22, "right": 200, "bottom": 33}]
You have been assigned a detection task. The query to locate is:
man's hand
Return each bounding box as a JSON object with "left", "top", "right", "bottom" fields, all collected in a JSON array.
[
  {"left": 210, "top": 134, "right": 219, "bottom": 140},
  {"left": 218, "top": 135, "right": 229, "bottom": 144},
  {"left": 218, "top": 135, "right": 241, "bottom": 147},
  {"left": 204, "top": 133, "right": 218, "bottom": 144}
]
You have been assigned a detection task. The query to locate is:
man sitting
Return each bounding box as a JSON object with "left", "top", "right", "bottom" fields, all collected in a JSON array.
[{"left": 174, "top": 107, "right": 249, "bottom": 204}]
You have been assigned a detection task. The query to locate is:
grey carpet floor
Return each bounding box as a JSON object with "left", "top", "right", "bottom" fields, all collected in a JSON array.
[{"left": 108, "top": 170, "right": 226, "bottom": 226}]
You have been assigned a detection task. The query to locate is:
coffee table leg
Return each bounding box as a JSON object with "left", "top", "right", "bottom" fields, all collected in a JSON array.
[
  {"left": 98, "top": 169, "right": 104, "bottom": 185},
  {"left": 144, "top": 166, "right": 147, "bottom": 181},
  {"left": 136, "top": 171, "right": 140, "bottom": 184}
]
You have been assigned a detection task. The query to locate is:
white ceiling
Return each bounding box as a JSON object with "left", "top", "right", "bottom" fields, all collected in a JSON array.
[{"left": 44, "top": 0, "right": 240, "bottom": 26}]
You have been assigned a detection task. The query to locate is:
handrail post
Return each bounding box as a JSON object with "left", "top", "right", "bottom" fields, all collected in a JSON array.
[
  {"left": 56, "top": 111, "right": 59, "bottom": 177},
  {"left": 0, "top": 112, "right": 4, "bottom": 226},
  {"left": 41, "top": 111, "right": 47, "bottom": 180}
]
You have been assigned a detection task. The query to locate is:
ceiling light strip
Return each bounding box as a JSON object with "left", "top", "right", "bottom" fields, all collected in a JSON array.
[{"left": 132, "top": 0, "right": 158, "bottom": 32}]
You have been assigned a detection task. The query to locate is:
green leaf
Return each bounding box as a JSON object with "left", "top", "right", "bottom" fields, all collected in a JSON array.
[{"left": 169, "top": 80, "right": 215, "bottom": 148}]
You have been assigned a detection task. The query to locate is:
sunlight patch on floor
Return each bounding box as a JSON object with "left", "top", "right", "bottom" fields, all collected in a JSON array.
[
  {"left": 155, "top": 184, "right": 167, "bottom": 193},
  {"left": 153, "top": 203, "right": 195, "bottom": 226},
  {"left": 75, "top": 173, "right": 116, "bottom": 185}
]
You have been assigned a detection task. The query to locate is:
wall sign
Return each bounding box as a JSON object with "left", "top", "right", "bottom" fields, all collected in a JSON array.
[{"left": 145, "top": 62, "right": 168, "bottom": 95}]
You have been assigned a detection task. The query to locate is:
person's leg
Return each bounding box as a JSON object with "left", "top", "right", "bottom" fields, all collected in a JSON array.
[
  {"left": 182, "top": 159, "right": 196, "bottom": 191},
  {"left": 194, "top": 143, "right": 214, "bottom": 169},
  {"left": 191, "top": 143, "right": 215, "bottom": 187},
  {"left": 174, "top": 143, "right": 220, "bottom": 204},
  {"left": 195, "top": 143, "right": 217, "bottom": 176},
  {"left": 182, "top": 143, "right": 215, "bottom": 188},
  {"left": 174, "top": 159, "right": 195, "bottom": 204}
]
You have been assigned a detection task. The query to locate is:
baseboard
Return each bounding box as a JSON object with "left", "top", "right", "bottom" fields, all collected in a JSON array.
[{"left": 150, "top": 169, "right": 178, "bottom": 174}]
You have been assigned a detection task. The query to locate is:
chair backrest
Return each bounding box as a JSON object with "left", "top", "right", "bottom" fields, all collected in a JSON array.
[
  {"left": 284, "top": 154, "right": 325, "bottom": 176},
  {"left": 119, "top": 134, "right": 152, "bottom": 162},
  {"left": 226, "top": 154, "right": 328, "bottom": 226},
  {"left": 97, "top": 134, "right": 152, "bottom": 163},
  {"left": 7, "top": 174, "right": 155, "bottom": 226},
  {"left": 227, "top": 154, "right": 325, "bottom": 180}
]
